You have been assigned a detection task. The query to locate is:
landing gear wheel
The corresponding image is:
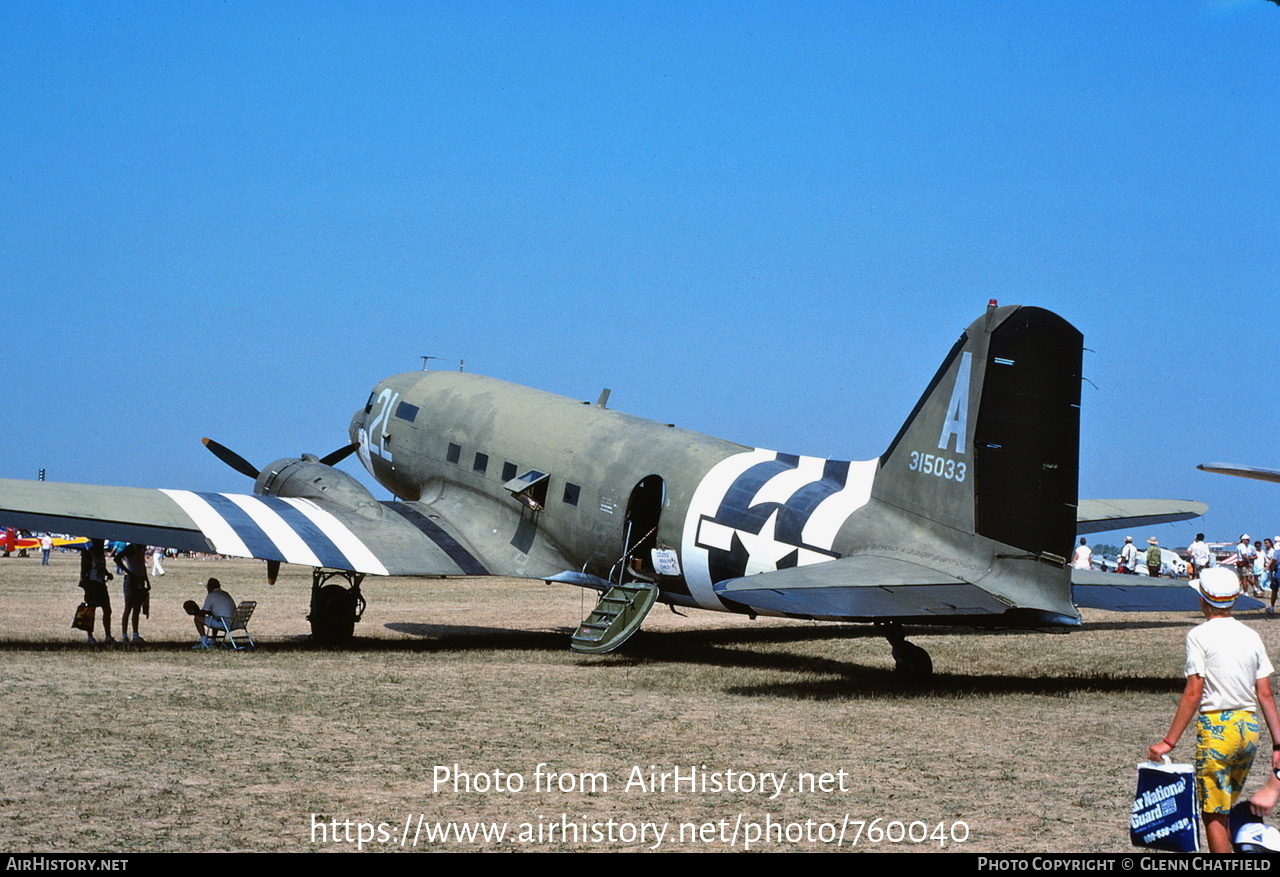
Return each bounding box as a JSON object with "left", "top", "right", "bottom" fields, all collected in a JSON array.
[
  {"left": 308, "top": 569, "right": 367, "bottom": 644},
  {"left": 311, "top": 585, "right": 359, "bottom": 642}
]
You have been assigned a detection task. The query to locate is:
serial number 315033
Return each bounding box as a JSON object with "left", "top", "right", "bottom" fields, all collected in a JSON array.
[{"left": 907, "top": 451, "right": 966, "bottom": 483}]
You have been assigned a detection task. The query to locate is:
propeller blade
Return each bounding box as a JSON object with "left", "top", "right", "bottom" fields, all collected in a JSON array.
[
  {"left": 202, "top": 438, "right": 260, "bottom": 479},
  {"left": 319, "top": 443, "right": 359, "bottom": 467},
  {"left": 266, "top": 559, "right": 280, "bottom": 585}
]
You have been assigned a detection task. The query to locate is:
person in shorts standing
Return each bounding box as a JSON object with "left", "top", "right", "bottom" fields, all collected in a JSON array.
[
  {"left": 1188, "top": 533, "right": 1211, "bottom": 579},
  {"left": 1147, "top": 568, "right": 1280, "bottom": 853},
  {"left": 76, "top": 538, "right": 114, "bottom": 644},
  {"left": 117, "top": 542, "right": 149, "bottom": 643},
  {"left": 1238, "top": 535, "right": 1259, "bottom": 596}
]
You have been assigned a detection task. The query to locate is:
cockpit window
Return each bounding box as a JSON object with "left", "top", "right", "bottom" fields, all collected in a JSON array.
[{"left": 394, "top": 401, "right": 420, "bottom": 422}]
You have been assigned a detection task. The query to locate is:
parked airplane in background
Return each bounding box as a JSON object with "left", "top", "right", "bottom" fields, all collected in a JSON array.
[
  {"left": 0, "top": 303, "right": 1211, "bottom": 677},
  {"left": 1198, "top": 463, "right": 1280, "bottom": 485},
  {"left": 2, "top": 527, "right": 39, "bottom": 555},
  {"left": 1, "top": 527, "right": 88, "bottom": 555}
]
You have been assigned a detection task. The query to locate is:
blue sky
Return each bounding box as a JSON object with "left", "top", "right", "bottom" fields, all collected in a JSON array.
[{"left": 1, "top": 1, "right": 1276, "bottom": 546}]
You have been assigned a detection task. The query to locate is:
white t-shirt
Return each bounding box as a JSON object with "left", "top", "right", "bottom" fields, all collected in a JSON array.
[
  {"left": 1071, "top": 545, "right": 1093, "bottom": 570},
  {"left": 202, "top": 589, "right": 237, "bottom": 620},
  {"left": 1188, "top": 540, "right": 1211, "bottom": 567},
  {"left": 1185, "top": 616, "right": 1274, "bottom": 713}
]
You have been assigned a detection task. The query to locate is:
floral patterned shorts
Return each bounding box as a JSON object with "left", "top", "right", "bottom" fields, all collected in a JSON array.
[{"left": 1195, "top": 710, "right": 1259, "bottom": 814}]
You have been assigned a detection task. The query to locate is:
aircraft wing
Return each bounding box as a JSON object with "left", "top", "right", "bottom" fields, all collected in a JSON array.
[
  {"left": 0, "top": 478, "right": 566, "bottom": 577},
  {"left": 1075, "top": 499, "right": 1207, "bottom": 535},
  {"left": 712, "top": 555, "right": 1015, "bottom": 621},
  {"left": 1198, "top": 463, "right": 1280, "bottom": 485},
  {"left": 1070, "top": 568, "right": 1264, "bottom": 612}
]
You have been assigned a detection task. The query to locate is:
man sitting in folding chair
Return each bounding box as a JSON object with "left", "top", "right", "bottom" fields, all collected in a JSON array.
[{"left": 185, "top": 577, "right": 238, "bottom": 650}]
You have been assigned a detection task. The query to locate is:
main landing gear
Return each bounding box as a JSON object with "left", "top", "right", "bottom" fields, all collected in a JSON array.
[
  {"left": 308, "top": 569, "right": 367, "bottom": 644},
  {"left": 879, "top": 622, "right": 933, "bottom": 680}
]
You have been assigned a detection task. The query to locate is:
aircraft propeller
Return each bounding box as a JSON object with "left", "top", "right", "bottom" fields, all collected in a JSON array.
[
  {"left": 201, "top": 438, "right": 259, "bottom": 479},
  {"left": 201, "top": 438, "right": 358, "bottom": 479},
  {"left": 200, "top": 437, "right": 360, "bottom": 586},
  {"left": 317, "top": 443, "right": 360, "bottom": 466}
]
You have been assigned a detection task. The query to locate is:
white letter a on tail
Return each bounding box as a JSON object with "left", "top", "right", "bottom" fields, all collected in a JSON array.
[{"left": 937, "top": 352, "right": 971, "bottom": 454}]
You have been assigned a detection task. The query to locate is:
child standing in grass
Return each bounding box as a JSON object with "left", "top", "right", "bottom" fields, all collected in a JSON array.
[{"left": 1147, "top": 567, "right": 1280, "bottom": 853}]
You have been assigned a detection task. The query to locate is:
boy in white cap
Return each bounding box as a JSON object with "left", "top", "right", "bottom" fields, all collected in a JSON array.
[{"left": 1148, "top": 567, "right": 1280, "bottom": 852}]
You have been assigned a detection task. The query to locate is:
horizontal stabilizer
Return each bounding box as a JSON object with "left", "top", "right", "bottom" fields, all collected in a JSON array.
[
  {"left": 1076, "top": 499, "right": 1207, "bottom": 535},
  {"left": 713, "top": 555, "right": 1014, "bottom": 621},
  {"left": 1198, "top": 463, "right": 1280, "bottom": 485},
  {"left": 1071, "top": 569, "right": 1264, "bottom": 612}
]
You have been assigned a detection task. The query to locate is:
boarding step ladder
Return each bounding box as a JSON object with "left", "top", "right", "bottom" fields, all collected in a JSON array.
[{"left": 570, "top": 582, "right": 659, "bottom": 655}]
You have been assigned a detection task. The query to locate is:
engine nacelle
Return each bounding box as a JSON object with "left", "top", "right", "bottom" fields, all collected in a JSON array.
[{"left": 254, "top": 456, "right": 380, "bottom": 512}]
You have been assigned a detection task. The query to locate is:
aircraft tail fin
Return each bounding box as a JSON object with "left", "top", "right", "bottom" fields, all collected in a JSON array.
[{"left": 874, "top": 305, "right": 1083, "bottom": 560}]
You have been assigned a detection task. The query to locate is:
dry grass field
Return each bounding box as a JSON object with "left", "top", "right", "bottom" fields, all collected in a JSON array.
[{"left": 3, "top": 552, "right": 1277, "bottom": 853}]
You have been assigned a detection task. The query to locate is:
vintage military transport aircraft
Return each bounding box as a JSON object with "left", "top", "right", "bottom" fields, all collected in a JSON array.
[{"left": 0, "top": 303, "right": 1213, "bottom": 676}]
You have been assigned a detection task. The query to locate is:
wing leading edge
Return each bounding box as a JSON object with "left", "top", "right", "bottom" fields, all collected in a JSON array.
[{"left": 0, "top": 478, "right": 504, "bottom": 577}]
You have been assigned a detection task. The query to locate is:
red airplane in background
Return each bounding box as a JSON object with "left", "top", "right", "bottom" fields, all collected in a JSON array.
[{"left": 1, "top": 527, "right": 88, "bottom": 555}]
